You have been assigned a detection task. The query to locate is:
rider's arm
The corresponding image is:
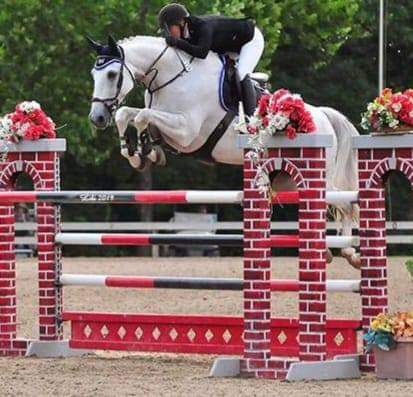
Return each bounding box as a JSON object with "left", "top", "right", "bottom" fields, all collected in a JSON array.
[{"left": 174, "top": 25, "right": 212, "bottom": 59}]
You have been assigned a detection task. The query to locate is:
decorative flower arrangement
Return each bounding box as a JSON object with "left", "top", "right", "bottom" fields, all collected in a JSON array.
[
  {"left": 0, "top": 101, "right": 56, "bottom": 160},
  {"left": 237, "top": 89, "right": 316, "bottom": 199},
  {"left": 361, "top": 88, "right": 413, "bottom": 132},
  {"left": 247, "top": 89, "right": 316, "bottom": 140},
  {"left": 364, "top": 312, "right": 413, "bottom": 352}
]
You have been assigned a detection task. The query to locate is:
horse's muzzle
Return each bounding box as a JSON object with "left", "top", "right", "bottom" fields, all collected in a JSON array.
[{"left": 89, "top": 104, "right": 111, "bottom": 129}]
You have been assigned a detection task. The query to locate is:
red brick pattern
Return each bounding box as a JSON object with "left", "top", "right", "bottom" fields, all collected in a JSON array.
[
  {"left": 0, "top": 150, "right": 62, "bottom": 355},
  {"left": 242, "top": 147, "right": 327, "bottom": 379},
  {"left": 358, "top": 148, "right": 400, "bottom": 371},
  {"left": 242, "top": 154, "right": 273, "bottom": 377}
]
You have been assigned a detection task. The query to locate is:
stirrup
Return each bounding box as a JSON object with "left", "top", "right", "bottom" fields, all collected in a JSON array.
[{"left": 250, "top": 72, "right": 269, "bottom": 83}]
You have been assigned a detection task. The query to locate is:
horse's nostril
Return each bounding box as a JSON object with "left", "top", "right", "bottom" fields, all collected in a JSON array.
[{"left": 97, "top": 115, "right": 105, "bottom": 124}]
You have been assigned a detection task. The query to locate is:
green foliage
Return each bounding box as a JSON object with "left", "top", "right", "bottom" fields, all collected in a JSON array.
[
  {"left": 364, "top": 328, "right": 397, "bottom": 352},
  {"left": 1, "top": 0, "right": 413, "bottom": 247}
]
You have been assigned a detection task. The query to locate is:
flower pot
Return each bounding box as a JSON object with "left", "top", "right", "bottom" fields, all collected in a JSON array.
[
  {"left": 373, "top": 338, "right": 413, "bottom": 379},
  {"left": 371, "top": 125, "right": 413, "bottom": 135}
]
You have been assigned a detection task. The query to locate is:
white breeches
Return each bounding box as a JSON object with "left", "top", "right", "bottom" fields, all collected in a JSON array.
[{"left": 237, "top": 27, "right": 265, "bottom": 80}]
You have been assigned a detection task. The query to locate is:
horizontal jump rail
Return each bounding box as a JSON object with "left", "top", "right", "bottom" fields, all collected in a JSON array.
[
  {"left": 0, "top": 190, "right": 359, "bottom": 205},
  {"left": 55, "top": 233, "right": 358, "bottom": 248},
  {"left": 59, "top": 274, "right": 361, "bottom": 293}
]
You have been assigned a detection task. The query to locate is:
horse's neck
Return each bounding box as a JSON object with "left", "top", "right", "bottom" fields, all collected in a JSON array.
[
  {"left": 123, "top": 37, "right": 186, "bottom": 84},
  {"left": 123, "top": 36, "right": 221, "bottom": 88}
]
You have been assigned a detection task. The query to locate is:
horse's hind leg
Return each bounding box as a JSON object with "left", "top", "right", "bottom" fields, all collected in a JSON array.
[{"left": 340, "top": 205, "right": 361, "bottom": 269}]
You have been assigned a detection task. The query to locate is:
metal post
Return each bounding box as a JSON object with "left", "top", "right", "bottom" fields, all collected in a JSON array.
[{"left": 378, "top": 0, "right": 385, "bottom": 94}]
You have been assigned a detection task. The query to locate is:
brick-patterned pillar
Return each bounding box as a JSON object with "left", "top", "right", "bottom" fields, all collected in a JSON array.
[
  {"left": 297, "top": 149, "right": 327, "bottom": 362},
  {"left": 353, "top": 135, "right": 413, "bottom": 372},
  {"left": 0, "top": 139, "right": 66, "bottom": 355},
  {"left": 241, "top": 151, "right": 272, "bottom": 378},
  {"left": 0, "top": 203, "right": 23, "bottom": 355},
  {"left": 36, "top": 151, "right": 63, "bottom": 341},
  {"left": 237, "top": 134, "right": 331, "bottom": 380}
]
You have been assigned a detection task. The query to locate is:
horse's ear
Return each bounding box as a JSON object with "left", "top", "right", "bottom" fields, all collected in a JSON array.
[
  {"left": 86, "top": 35, "right": 104, "bottom": 54},
  {"left": 108, "top": 34, "right": 117, "bottom": 48},
  {"left": 107, "top": 34, "right": 121, "bottom": 58}
]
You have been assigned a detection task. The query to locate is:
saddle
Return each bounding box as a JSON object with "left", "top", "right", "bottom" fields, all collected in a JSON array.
[{"left": 218, "top": 55, "right": 268, "bottom": 114}]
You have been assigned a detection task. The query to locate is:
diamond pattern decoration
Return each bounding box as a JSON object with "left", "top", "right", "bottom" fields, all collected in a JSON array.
[
  {"left": 169, "top": 328, "right": 178, "bottom": 341},
  {"left": 134, "top": 327, "right": 143, "bottom": 340},
  {"left": 117, "top": 326, "right": 126, "bottom": 340},
  {"left": 83, "top": 325, "right": 92, "bottom": 338},
  {"left": 334, "top": 332, "right": 344, "bottom": 346},
  {"left": 152, "top": 327, "right": 161, "bottom": 340},
  {"left": 222, "top": 329, "right": 232, "bottom": 343},
  {"left": 277, "top": 331, "right": 287, "bottom": 345},
  {"left": 100, "top": 325, "right": 109, "bottom": 338},
  {"left": 187, "top": 328, "right": 196, "bottom": 342},
  {"left": 205, "top": 329, "right": 214, "bottom": 342}
]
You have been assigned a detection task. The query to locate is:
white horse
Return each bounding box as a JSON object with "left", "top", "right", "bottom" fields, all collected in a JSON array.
[{"left": 88, "top": 35, "right": 360, "bottom": 268}]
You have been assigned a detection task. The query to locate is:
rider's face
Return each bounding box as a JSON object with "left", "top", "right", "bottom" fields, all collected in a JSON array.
[
  {"left": 169, "top": 24, "right": 182, "bottom": 39},
  {"left": 169, "top": 19, "right": 186, "bottom": 38}
]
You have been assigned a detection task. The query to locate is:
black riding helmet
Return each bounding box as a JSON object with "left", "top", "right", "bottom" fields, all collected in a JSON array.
[{"left": 158, "top": 3, "right": 189, "bottom": 30}]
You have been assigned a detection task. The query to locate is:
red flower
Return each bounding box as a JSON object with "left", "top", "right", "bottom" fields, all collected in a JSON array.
[
  {"left": 257, "top": 94, "right": 271, "bottom": 117},
  {"left": 272, "top": 89, "right": 290, "bottom": 103},
  {"left": 5, "top": 102, "right": 56, "bottom": 142},
  {"left": 247, "top": 125, "right": 258, "bottom": 135},
  {"left": 285, "top": 125, "right": 297, "bottom": 140}
]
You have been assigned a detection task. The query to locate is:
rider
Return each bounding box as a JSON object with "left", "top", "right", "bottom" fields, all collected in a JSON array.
[{"left": 157, "top": 3, "right": 265, "bottom": 116}]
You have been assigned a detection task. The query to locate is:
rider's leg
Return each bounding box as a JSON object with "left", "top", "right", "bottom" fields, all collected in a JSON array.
[{"left": 237, "top": 28, "right": 265, "bottom": 116}]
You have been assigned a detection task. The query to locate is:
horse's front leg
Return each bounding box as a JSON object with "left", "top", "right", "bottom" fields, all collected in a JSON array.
[
  {"left": 115, "top": 106, "right": 144, "bottom": 169},
  {"left": 133, "top": 108, "right": 197, "bottom": 154}
]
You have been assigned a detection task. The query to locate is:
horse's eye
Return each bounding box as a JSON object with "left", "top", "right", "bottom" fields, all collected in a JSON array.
[{"left": 107, "top": 71, "right": 117, "bottom": 80}]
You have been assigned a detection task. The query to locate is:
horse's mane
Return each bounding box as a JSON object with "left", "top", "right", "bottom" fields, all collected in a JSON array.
[{"left": 118, "top": 35, "right": 164, "bottom": 47}]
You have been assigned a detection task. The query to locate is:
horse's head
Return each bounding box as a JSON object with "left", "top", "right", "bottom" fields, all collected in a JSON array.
[{"left": 88, "top": 35, "right": 136, "bottom": 129}]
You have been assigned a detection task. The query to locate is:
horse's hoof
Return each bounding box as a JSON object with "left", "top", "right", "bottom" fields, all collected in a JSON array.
[
  {"left": 135, "top": 157, "right": 151, "bottom": 172},
  {"left": 153, "top": 145, "right": 166, "bottom": 166},
  {"left": 326, "top": 248, "right": 333, "bottom": 264},
  {"left": 348, "top": 254, "right": 361, "bottom": 270},
  {"left": 342, "top": 248, "right": 361, "bottom": 270}
]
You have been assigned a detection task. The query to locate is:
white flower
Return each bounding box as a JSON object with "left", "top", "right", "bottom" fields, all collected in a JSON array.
[
  {"left": 270, "top": 112, "right": 289, "bottom": 130},
  {"left": 391, "top": 102, "right": 402, "bottom": 113},
  {"left": 248, "top": 115, "right": 262, "bottom": 128},
  {"left": 389, "top": 119, "right": 400, "bottom": 128},
  {"left": 18, "top": 101, "right": 41, "bottom": 113},
  {"left": 367, "top": 103, "right": 377, "bottom": 112},
  {"left": 16, "top": 122, "right": 30, "bottom": 136},
  {"left": 409, "top": 111, "right": 413, "bottom": 119},
  {"left": 0, "top": 115, "right": 13, "bottom": 133}
]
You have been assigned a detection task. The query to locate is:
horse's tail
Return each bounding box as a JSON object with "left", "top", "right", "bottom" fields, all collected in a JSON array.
[{"left": 319, "top": 106, "right": 359, "bottom": 222}]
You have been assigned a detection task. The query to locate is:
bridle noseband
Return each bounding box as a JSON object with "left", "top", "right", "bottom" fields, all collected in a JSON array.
[{"left": 91, "top": 43, "right": 193, "bottom": 115}]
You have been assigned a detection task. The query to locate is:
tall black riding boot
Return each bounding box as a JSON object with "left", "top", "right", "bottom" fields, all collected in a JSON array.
[{"left": 240, "top": 75, "right": 257, "bottom": 116}]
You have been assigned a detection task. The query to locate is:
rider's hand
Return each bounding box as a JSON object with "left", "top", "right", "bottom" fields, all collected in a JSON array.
[{"left": 165, "top": 36, "right": 178, "bottom": 47}]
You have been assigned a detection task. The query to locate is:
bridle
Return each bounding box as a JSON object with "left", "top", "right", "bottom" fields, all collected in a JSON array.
[
  {"left": 91, "top": 43, "right": 193, "bottom": 115},
  {"left": 91, "top": 46, "right": 137, "bottom": 115}
]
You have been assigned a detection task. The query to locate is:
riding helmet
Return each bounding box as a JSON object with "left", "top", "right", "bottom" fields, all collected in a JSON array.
[{"left": 158, "top": 3, "right": 189, "bottom": 28}]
